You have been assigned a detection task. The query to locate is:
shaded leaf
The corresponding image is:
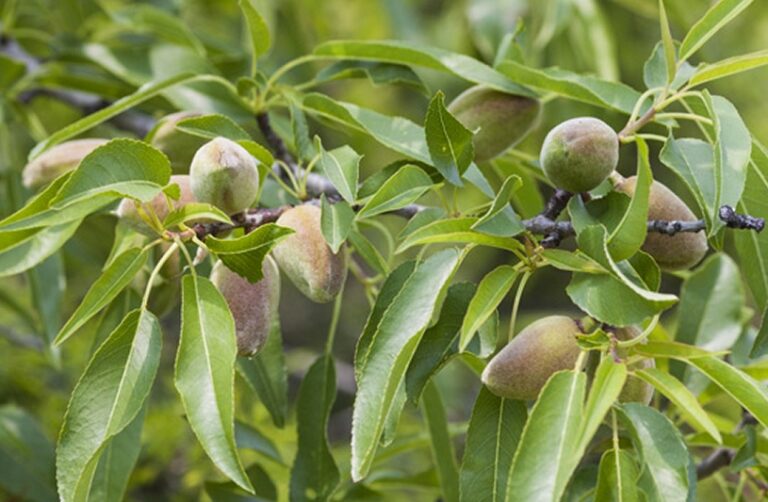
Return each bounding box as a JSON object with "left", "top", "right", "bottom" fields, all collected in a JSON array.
[
  {"left": 206, "top": 224, "right": 293, "bottom": 283},
  {"left": 459, "top": 265, "right": 518, "bottom": 351},
  {"left": 320, "top": 196, "right": 354, "bottom": 254},
  {"left": 424, "top": 91, "right": 474, "bottom": 185},
  {"left": 421, "top": 381, "right": 459, "bottom": 502}
]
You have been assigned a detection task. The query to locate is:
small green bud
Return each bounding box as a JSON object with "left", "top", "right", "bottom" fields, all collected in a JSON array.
[
  {"left": 190, "top": 137, "right": 260, "bottom": 215},
  {"left": 448, "top": 86, "right": 541, "bottom": 162},
  {"left": 148, "top": 111, "right": 207, "bottom": 173},
  {"left": 482, "top": 315, "right": 582, "bottom": 400},
  {"left": 540, "top": 117, "right": 619, "bottom": 192},
  {"left": 116, "top": 175, "right": 196, "bottom": 236},
  {"left": 616, "top": 176, "right": 707, "bottom": 270},
  {"left": 22, "top": 139, "right": 108, "bottom": 189},
  {"left": 272, "top": 205, "right": 347, "bottom": 303},
  {"left": 211, "top": 256, "right": 280, "bottom": 356}
]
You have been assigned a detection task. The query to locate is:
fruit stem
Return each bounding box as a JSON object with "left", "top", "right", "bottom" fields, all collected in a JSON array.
[
  {"left": 504, "top": 269, "right": 532, "bottom": 348},
  {"left": 141, "top": 241, "right": 180, "bottom": 311},
  {"left": 325, "top": 274, "right": 346, "bottom": 355}
]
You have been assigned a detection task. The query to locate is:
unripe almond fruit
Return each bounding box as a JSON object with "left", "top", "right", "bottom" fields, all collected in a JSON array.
[
  {"left": 272, "top": 205, "right": 347, "bottom": 303},
  {"left": 116, "top": 175, "right": 196, "bottom": 236},
  {"left": 190, "top": 137, "right": 260, "bottom": 215},
  {"left": 148, "top": 111, "right": 207, "bottom": 173},
  {"left": 448, "top": 86, "right": 541, "bottom": 162},
  {"left": 481, "top": 315, "right": 583, "bottom": 400},
  {"left": 22, "top": 138, "right": 108, "bottom": 189},
  {"left": 211, "top": 257, "right": 280, "bottom": 356},
  {"left": 540, "top": 117, "right": 619, "bottom": 192},
  {"left": 616, "top": 176, "right": 707, "bottom": 270}
]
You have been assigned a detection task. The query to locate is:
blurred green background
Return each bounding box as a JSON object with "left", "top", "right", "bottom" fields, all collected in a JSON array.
[{"left": 1, "top": 0, "right": 767, "bottom": 499}]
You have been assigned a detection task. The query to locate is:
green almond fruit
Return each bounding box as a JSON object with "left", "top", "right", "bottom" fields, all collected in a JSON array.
[
  {"left": 540, "top": 117, "right": 619, "bottom": 193},
  {"left": 448, "top": 86, "right": 541, "bottom": 162},
  {"left": 272, "top": 205, "right": 347, "bottom": 303},
  {"left": 148, "top": 111, "right": 207, "bottom": 174}
]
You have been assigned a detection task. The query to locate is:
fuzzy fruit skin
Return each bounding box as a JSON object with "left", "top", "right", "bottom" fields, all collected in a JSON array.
[
  {"left": 616, "top": 176, "right": 708, "bottom": 270},
  {"left": 540, "top": 117, "right": 619, "bottom": 193},
  {"left": 190, "top": 137, "right": 260, "bottom": 215},
  {"left": 481, "top": 315, "right": 582, "bottom": 400},
  {"left": 116, "top": 175, "right": 196, "bottom": 236},
  {"left": 448, "top": 86, "right": 541, "bottom": 162},
  {"left": 615, "top": 326, "right": 655, "bottom": 405},
  {"left": 148, "top": 112, "right": 207, "bottom": 173},
  {"left": 272, "top": 205, "right": 347, "bottom": 303},
  {"left": 210, "top": 257, "right": 280, "bottom": 356},
  {"left": 22, "top": 139, "right": 108, "bottom": 189}
]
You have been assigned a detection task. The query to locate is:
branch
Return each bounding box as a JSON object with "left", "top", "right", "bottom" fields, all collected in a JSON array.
[{"left": 697, "top": 413, "right": 758, "bottom": 480}]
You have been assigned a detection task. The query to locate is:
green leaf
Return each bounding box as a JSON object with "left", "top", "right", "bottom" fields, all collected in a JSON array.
[
  {"left": 541, "top": 249, "right": 604, "bottom": 273},
  {"left": 29, "top": 73, "right": 205, "bottom": 159},
  {"left": 594, "top": 449, "right": 640, "bottom": 502},
  {"left": 424, "top": 91, "right": 474, "bottom": 185},
  {"left": 320, "top": 196, "right": 354, "bottom": 254},
  {"left": 315, "top": 60, "right": 428, "bottom": 94},
  {"left": 616, "top": 404, "right": 691, "bottom": 501},
  {"left": 607, "top": 138, "right": 652, "bottom": 261},
  {"left": 301, "top": 93, "right": 494, "bottom": 197},
  {"left": 658, "top": 0, "right": 676, "bottom": 85},
  {"left": 176, "top": 113, "right": 251, "bottom": 141},
  {"left": 497, "top": 62, "right": 641, "bottom": 114},
  {"left": 576, "top": 358, "right": 627, "bottom": 455},
  {"left": 88, "top": 406, "right": 145, "bottom": 502},
  {"left": 354, "top": 261, "right": 416, "bottom": 379},
  {"left": 506, "top": 371, "right": 586, "bottom": 502},
  {"left": 0, "top": 405, "right": 57, "bottom": 502},
  {"left": 290, "top": 98, "right": 316, "bottom": 162},
  {"left": 629, "top": 340, "right": 717, "bottom": 360},
  {"left": 686, "top": 356, "right": 768, "bottom": 429},
  {"left": 206, "top": 223, "right": 293, "bottom": 283},
  {"left": 675, "top": 254, "right": 745, "bottom": 351},
  {"left": 315, "top": 138, "right": 361, "bottom": 203},
  {"left": 27, "top": 253, "right": 65, "bottom": 346},
  {"left": 711, "top": 94, "right": 751, "bottom": 235},
  {"left": 176, "top": 275, "right": 253, "bottom": 492},
  {"left": 634, "top": 368, "right": 721, "bottom": 442},
  {"left": 397, "top": 218, "right": 525, "bottom": 254},
  {"left": 406, "top": 282, "right": 476, "bottom": 404},
  {"left": 57, "top": 309, "right": 162, "bottom": 502},
  {"left": 239, "top": 0, "right": 271, "bottom": 74},
  {"left": 735, "top": 142, "right": 768, "bottom": 311},
  {"left": 163, "top": 203, "right": 232, "bottom": 229},
  {"left": 314, "top": 39, "right": 534, "bottom": 96},
  {"left": 237, "top": 315, "right": 289, "bottom": 428},
  {"left": 357, "top": 165, "right": 433, "bottom": 219},
  {"left": 348, "top": 229, "right": 389, "bottom": 276},
  {"left": 690, "top": 49, "right": 768, "bottom": 87},
  {"left": 0, "top": 220, "right": 81, "bottom": 278},
  {"left": 567, "top": 226, "right": 677, "bottom": 326},
  {"left": 471, "top": 175, "right": 524, "bottom": 238},
  {"left": 421, "top": 381, "right": 460, "bottom": 502},
  {"left": 55, "top": 247, "right": 149, "bottom": 345},
  {"left": 290, "top": 356, "right": 339, "bottom": 502},
  {"left": 459, "top": 389, "right": 526, "bottom": 502},
  {"left": 678, "top": 0, "right": 755, "bottom": 63},
  {"left": 51, "top": 139, "right": 171, "bottom": 209},
  {"left": 205, "top": 464, "right": 277, "bottom": 502},
  {"left": 659, "top": 136, "right": 716, "bottom": 228},
  {"left": 459, "top": 265, "right": 518, "bottom": 351},
  {"left": 0, "top": 54, "right": 26, "bottom": 90},
  {"left": 351, "top": 248, "right": 462, "bottom": 481}
]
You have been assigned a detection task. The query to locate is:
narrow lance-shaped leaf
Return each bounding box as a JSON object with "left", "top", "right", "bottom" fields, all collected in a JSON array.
[
  {"left": 576, "top": 358, "right": 627, "bottom": 455},
  {"left": 471, "top": 175, "right": 524, "bottom": 238},
  {"left": 290, "top": 356, "right": 339, "bottom": 502},
  {"left": 506, "top": 370, "right": 586, "bottom": 502},
  {"left": 460, "top": 265, "right": 518, "bottom": 351},
  {"left": 421, "top": 381, "right": 459, "bottom": 502},
  {"left": 315, "top": 137, "right": 361, "bottom": 203},
  {"left": 634, "top": 368, "right": 721, "bottom": 442},
  {"left": 678, "top": 0, "right": 755, "bottom": 63},
  {"left": 424, "top": 91, "right": 474, "bottom": 185},
  {"left": 397, "top": 218, "right": 525, "bottom": 254},
  {"left": 176, "top": 113, "right": 250, "bottom": 141},
  {"left": 616, "top": 404, "right": 691, "bottom": 501},
  {"left": 55, "top": 247, "right": 149, "bottom": 345},
  {"left": 57, "top": 309, "right": 162, "bottom": 502},
  {"left": 459, "top": 389, "right": 527, "bottom": 502},
  {"left": 594, "top": 448, "right": 640, "bottom": 502},
  {"left": 0, "top": 220, "right": 81, "bottom": 278},
  {"left": 238, "top": 0, "right": 271, "bottom": 74},
  {"left": 175, "top": 275, "right": 253, "bottom": 492},
  {"left": 351, "top": 248, "right": 462, "bottom": 481},
  {"left": 690, "top": 49, "right": 768, "bottom": 87},
  {"left": 658, "top": 0, "right": 676, "bottom": 84},
  {"left": 357, "top": 164, "right": 433, "bottom": 219},
  {"left": 320, "top": 195, "right": 354, "bottom": 254},
  {"left": 237, "top": 315, "right": 289, "bottom": 428},
  {"left": 608, "top": 138, "right": 651, "bottom": 261},
  {"left": 206, "top": 224, "right": 293, "bottom": 283}
]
